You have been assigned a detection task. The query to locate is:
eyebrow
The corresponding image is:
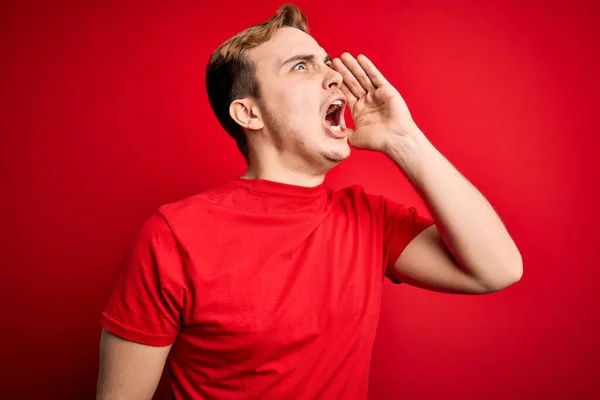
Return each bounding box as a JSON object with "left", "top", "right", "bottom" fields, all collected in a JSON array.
[{"left": 281, "top": 53, "right": 332, "bottom": 68}]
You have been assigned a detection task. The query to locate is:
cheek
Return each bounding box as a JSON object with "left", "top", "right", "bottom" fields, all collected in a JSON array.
[
  {"left": 287, "top": 92, "right": 320, "bottom": 123},
  {"left": 273, "top": 97, "right": 311, "bottom": 128},
  {"left": 263, "top": 85, "right": 321, "bottom": 131}
]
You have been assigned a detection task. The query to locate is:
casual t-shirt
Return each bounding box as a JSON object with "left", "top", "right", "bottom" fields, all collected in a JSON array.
[{"left": 100, "top": 178, "right": 434, "bottom": 399}]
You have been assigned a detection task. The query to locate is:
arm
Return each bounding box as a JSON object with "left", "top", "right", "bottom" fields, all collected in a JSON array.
[
  {"left": 97, "top": 213, "right": 185, "bottom": 397},
  {"left": 386, "top": 136, "right": 523, "bottom": 294},
  {"left": 331, "top": 52, "right": 522, "bottom": 294},
  {"left": 97, "top": 329, "right": 171, "bottom": 400}
]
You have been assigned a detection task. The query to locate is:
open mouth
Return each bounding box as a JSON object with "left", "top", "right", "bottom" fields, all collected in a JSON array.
[{"left": 323, "top": 99, "right": 346, "bottom": 136}]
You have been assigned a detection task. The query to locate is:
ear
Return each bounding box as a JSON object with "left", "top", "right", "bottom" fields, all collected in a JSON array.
[{"left": 229, "top": 99, "right": 264, "bottom": 131}]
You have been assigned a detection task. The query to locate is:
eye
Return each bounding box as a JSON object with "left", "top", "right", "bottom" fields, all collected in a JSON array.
[{"left": 292, "top": 62, "right": 307, "bottom": 71}]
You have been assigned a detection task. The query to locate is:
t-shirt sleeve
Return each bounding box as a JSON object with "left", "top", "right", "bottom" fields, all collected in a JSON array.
[
  {"left": 379, "top": 196, "right": 435, "bottom": 284},
  {"left": 100, "top": 212, "right": 186, "bottom": 346}
]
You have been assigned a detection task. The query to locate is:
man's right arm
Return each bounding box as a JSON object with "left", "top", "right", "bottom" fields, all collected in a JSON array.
[
  {"left": 96, "top": 329, "right": 172, "bottom": 400},
  {"left": 97, "top": 213, "right": 185, "bottom": 398}
]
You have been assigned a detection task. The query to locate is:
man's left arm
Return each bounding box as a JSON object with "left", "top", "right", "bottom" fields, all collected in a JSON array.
[
  {"left": 332, "top": 52, "right": 522, "bottom": 294},
  {"left": 384, "top": 131, "right": 523, "bottom": 294}
]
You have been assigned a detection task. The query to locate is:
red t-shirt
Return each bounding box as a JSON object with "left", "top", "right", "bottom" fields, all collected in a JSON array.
[{"left": 100, "top": 178, "right": 434, "bottom": 399}]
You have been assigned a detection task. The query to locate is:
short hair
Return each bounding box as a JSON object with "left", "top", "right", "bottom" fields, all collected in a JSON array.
[{"left": 205, "top": 4, "right": 309, "bottom": 163}]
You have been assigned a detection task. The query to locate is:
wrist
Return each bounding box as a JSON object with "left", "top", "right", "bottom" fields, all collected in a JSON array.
[
  {"left": 384, "top": 130, "right": 441, "bottom": 186},
  {"left": 383, "top": 129, "right": 435, "bottom": 179}
]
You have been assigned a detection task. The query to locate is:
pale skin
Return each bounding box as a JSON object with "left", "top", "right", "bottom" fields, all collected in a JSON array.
[
  {"left": 331, "top": 52, "right": 523, "bottom": 293},
  {"left": 97, "top": 27, "right": 522, "bottom": 399},
  {"left": 97, "top": 330, "right": 171, "bottom": 399}
]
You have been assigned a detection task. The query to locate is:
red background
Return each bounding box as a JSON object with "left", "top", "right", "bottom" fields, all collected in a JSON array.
[{"left": 1, "top": 0, "right": 598, "bottom": 398}]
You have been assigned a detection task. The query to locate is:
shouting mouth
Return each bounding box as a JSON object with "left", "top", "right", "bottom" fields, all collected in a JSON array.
[{"left": 323, "top": 98, "right": 347, "bottom": 138}]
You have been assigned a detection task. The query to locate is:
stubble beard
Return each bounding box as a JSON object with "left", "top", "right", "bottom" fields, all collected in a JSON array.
[
  {"left": 320, "top": 146, "right": 350, "bottom": 163},
  {"left": 263, "top": 106, "right": 350, "bottom": 168}
]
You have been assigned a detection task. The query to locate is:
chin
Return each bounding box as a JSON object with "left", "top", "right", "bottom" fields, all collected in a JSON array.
[{"left": 321, "top": 140, "right": 351, "bottom": 163}]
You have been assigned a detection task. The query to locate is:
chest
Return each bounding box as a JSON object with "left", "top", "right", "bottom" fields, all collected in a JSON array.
[{"left": 174, "top": 207, "right": 385, "bottom": 361}]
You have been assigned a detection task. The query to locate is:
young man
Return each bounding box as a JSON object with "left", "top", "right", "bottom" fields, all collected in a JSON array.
[{"left": 97, "top": 4, "right": 522, "bottom": 400}]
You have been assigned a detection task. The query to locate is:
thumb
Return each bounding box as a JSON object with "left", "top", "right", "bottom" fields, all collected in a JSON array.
[
  {"left": 346, "top": 127, "right": 364, "bottom": 148},
  {"left": 345, "top": 127, "right": 355, "bottom": 143}
]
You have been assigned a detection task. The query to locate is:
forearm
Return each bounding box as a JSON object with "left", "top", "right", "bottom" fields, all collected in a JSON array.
[{"left": 383, "top": 130, "right": 523, "bottom": 288}]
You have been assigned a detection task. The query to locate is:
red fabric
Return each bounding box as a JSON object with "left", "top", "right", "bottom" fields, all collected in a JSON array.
[{"left": 100, "top": 178, "right": 434, "bottom": 399}]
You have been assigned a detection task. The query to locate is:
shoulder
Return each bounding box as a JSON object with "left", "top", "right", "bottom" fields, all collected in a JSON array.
[
  {"left": 331, "top": 184, "right": 386, "bottom": 213},
  {"left": 157, "top": 180, "right": 239, "bottom": 218},
  {"left": 129, "top": 180, "right": 241, "bottom": 239}
]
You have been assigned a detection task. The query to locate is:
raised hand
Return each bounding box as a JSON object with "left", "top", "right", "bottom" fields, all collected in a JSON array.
[{"left": 332, "top": 53, "right": 422, "bottom": 152}]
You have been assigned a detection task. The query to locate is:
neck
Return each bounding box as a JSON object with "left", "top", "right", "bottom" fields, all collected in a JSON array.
[{"left": 242, "top": 150, "right": 328, "bottom": 188}]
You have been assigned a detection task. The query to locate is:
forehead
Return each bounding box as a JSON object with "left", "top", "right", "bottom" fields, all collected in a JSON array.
[{"left": 248, "top": 27, "right": 327, "bottom": 70}]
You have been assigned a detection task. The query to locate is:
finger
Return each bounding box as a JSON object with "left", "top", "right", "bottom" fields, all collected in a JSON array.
[
  {"left": 356, "top": 54, "right": 389, "bottom": 88},
  {"left": 332, "top": 57, "right": 367, "bottom": 99},
  {"left": 340, "top": 82, "right": 357, "bottom": 109},
  {"left": 339, "top": 52, "right": 376, "bottom": 91}
]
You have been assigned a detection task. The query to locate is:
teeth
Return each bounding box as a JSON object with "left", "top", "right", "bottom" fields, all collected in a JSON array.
[
  {"left": 330, "top": 125, "right": 341, "bottom": 132},
  {"left": 326, "top": 100, "right": 344, "bottom": 115}
]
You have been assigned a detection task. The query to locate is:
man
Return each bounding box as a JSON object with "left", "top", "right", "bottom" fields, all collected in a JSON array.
[{"left": 97, "top": 4, "right": 522, "bottom": 400}]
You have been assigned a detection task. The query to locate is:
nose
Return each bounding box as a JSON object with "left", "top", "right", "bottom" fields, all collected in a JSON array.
[{"left": 323, "top": 67, "right": 342, "bottom": 90}]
